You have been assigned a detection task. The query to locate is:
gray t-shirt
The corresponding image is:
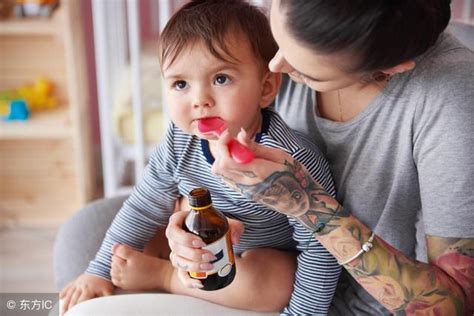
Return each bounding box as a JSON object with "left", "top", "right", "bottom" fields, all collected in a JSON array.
[{"left": 274, "top": 33, "right": 474, "bottom": 315}]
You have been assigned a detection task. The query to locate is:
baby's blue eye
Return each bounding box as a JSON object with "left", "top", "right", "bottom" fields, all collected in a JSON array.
[
  {"left": 214, "top": 75, "right": 231, "bottom": 86},
  {"left": 174, "top": 80, "right": 188, "bottom": 90}
]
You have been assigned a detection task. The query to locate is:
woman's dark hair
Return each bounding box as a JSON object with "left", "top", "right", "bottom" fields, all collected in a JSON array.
[
  {"left": 159, "top": 0, "right": 277, "bottom": 69},
  {"left": 279, "top": 0, "right": 451, "bottom": 73}
]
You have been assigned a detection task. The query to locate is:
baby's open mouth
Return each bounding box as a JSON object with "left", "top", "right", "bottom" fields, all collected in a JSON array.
[{"left": 197, "top": 117, "right": 226, "bottom": 135}]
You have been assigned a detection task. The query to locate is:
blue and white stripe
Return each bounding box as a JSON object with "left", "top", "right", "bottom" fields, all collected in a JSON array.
[{"left": 86, "top": 109, "right": 341, "bottom": 315}]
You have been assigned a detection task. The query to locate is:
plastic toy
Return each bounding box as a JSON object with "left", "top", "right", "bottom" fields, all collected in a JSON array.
[
  {"left": 0, "top": 77, "right": 57, "bottom": 121},
  {"left": 2, "top": 100, "right": 30, "bottom": 121},
  {"left": 198, "top": 117, "right": 255, "bottom": 164},
  {"left": 16, "top": 78, "right": 58, "bottom": 111}
]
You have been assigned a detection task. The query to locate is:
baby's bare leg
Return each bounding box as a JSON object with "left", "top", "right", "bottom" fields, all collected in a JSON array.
[
  {"left": 114, "top": 230, "right": 297, "bottom": 312},
  {"left": 168, "top": 248, "right": 297, "bottom": 312}
]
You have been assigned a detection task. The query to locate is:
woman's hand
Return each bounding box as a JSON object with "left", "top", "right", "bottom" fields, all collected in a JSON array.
[
  {"left": 211, "top": 129, "right": 338, "bottom": 220},
  {"left": 165, "top": 210, "right": 244, "bottom": 288}
]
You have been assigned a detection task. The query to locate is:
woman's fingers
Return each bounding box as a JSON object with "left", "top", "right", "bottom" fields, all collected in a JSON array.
[
  {"left": 177, "top": 268, "right": 203, "bottom": 289},
  {"left": 211, "top": 161, "right": 247, "bottom": 184},
  {"left": 212, "top": 132, "right": 291, "bottom": 188},
  {"left": 169, "top": 241, "right": 211, "bottom": 262},
  {"left": 216, "top": 129, "right": 234, "bottom": 157},
  {"left": 166, "top": 211, "right": 206, "bottom": 248},
  {"left": 167, "top": 211, "right": 244, "bottom": 257},
  {"left": 170, "top": 251, "right": 214, "bottom": 272},
  {"left": 236, "top": 128, "right": 256, "bottom": 150},
  {"left": 221, "top": 129, "right": 289, "bottom": 164}
]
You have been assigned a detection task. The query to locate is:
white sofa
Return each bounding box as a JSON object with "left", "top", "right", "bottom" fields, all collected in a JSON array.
[{"left": 64, "top": 294, "right": 277, "bottom": 316}]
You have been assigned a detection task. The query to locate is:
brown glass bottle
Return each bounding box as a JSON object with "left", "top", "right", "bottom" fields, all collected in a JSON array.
[{"left": 183, "top": 188, "right": 236, "bottom": 291}]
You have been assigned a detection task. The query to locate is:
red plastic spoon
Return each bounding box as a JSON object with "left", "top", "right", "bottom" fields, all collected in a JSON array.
[{"left": 198, "top": 117, "right": 255, "bottom": 164}]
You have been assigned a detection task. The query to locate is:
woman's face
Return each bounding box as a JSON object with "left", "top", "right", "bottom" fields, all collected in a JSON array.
[{"left": 269, "top": 0, "right": 361, "bottom": 92}]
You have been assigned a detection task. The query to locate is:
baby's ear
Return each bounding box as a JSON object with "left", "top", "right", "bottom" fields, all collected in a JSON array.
[{"left": 260, "top": 71, "right": 281, "bottom": 108}]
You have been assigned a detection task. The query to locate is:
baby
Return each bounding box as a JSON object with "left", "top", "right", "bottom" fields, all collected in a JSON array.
[{"left": 60, "top": 0, "right": 340, "bottom": 314}]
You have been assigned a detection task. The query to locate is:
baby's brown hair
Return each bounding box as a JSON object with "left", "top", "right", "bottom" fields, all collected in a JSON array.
[{"left": 159, "top": 0, "right": 277, "bottom": 70}]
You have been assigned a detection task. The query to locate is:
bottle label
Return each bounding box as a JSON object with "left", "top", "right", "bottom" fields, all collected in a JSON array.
[{"left": 190, "top": 232, "right": 235, "bottom": 279}]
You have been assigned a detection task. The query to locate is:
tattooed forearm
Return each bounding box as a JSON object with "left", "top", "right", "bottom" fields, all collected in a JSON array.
[
  {"left": 231, "top": 157, "right": 471, "bottom": 314},
  {"left": 297, "top": 204, "right": 350, "bottom": 234},
  {"left": 241, "top": 171, "right": 257, "bottom": 178},
  {"left": 427, "top": 236, "right": 474, "bottom": 314},
  {"left": 317, "top": 218, "right": 470, "bottom": 315},
  {"left": 237, "top": 159, "right": 344, "bottom": 220}
]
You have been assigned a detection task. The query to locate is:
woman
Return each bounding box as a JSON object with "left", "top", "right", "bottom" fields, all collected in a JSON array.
[{"left": 166, "top": 0, "right": 474, "bottom": 314}]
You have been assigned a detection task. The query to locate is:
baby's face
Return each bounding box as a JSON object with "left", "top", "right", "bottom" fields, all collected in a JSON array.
[{"left": 162, "top": 35, "right": 267, "bottom": 140}]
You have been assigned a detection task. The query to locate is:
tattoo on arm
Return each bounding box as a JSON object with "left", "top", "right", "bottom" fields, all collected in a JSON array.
[
  {"left": 237, "top": 159, "right": 348, "bottom": 227},
  {"left": 232, "top": 158, "right": 472, "bottom": 315},
  {"left": 427, "top": 236, "right": 474, "bottom": 314}
]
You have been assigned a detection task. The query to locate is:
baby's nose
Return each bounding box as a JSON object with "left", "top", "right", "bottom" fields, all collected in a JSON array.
[{"left": 192, "top": 89, "right": 214, "bottom": 108}]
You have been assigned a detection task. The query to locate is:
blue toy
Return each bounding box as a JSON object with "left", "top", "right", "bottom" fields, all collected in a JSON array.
[{"left": 2, "top": 100, "right": 30, "bottom": 121}]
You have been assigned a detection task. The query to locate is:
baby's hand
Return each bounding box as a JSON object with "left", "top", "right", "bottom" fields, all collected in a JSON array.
[{"left": 59, "top": 273, "right": 113, "bottom": 315}]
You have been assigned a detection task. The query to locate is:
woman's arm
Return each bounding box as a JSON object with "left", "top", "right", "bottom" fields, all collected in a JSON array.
[{"left": 213, "top": 141, "right": 473, "bottom": 315}]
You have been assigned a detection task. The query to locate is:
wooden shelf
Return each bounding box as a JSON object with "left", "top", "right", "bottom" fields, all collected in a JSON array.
[
  {"left": 0, "top": 0, "right": 96, "bottom": 227},
  {"left": 0, "top": 6, "right": 62, "bottom": 36},
  {"left": 0, "top": 107, "right": 72, "bottom": 139}
]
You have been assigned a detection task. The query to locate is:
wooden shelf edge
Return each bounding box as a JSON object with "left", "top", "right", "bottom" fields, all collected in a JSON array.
[{"left": 0, "top": 107, "right": 72, "bottom": 140}]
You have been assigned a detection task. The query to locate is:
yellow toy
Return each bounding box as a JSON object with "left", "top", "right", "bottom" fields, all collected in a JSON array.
[
  {"left": 0, "top": 78, "right": 58, "bottom": 119},
  {"left": 16, "top": 77, "right": 58, "bottom": 111}
]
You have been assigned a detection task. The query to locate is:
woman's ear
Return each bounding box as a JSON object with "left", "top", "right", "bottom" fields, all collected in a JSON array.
[
  {"left": 259, "top": 71, "right": 282, "bottom": 108},
  {"left": 382, "top": 60, "right": 416, "bottom": 76}
]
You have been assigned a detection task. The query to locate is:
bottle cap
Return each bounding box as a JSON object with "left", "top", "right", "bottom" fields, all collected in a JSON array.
[{"left": 189, "top": 188, "right": 212, "bottom": 208}]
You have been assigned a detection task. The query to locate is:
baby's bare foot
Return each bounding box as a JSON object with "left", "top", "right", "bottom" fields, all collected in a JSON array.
[{"left": 111, "top": 244, "right": 173, "bottom": 291}]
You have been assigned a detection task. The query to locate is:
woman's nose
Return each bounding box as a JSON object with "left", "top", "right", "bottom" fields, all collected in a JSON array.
[{"left": 269, "top": 50, "right": 292, "bottom": 74}]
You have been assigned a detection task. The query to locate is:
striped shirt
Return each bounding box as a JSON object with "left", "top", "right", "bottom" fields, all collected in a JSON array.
[{"left": 87, "top": 109, "right": 341, "bottom": 315}]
